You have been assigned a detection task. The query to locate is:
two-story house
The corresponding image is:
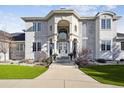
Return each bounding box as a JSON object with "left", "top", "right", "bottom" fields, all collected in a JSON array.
[{"left": 20, "top": 9, "right": 121, "bottom": 61}]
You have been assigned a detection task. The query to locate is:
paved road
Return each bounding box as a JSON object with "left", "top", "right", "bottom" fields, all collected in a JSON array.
[{"left": 0, "top": 63, "right": 121, "bottom": 88}]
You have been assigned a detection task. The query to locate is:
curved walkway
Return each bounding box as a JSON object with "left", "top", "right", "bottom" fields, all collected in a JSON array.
[{"left": 0, "top": 63, "right": 121, "bottom": 88}]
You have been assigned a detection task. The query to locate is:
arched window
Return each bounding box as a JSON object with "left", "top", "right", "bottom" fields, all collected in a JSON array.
[{"left": 58, "top": 32, "right": 67, "bottom": 40}]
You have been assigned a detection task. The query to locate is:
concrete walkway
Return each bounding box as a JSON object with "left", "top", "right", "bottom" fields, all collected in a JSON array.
[{"left": 0, "top": 63, "right": 121, "bottom": 88}]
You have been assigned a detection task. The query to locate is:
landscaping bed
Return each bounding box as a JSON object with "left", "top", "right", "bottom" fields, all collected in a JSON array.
[
  {"left": 80, "top": 65, "right": 124, "bottom": 86},
  {"left": 0, "top": 65, "right": 48, "bottom": 79}
]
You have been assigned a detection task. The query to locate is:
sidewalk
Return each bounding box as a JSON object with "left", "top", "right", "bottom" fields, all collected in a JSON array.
[{"left": 0, "top": 63, "right": 121, "bottom": 88}]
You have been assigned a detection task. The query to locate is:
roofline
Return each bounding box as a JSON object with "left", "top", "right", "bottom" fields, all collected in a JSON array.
[
  {"left": 21, "top": 10, "right": 82, "bottom": 21},
  {"left": 21, "top": 10, "right": 121, "bottom": 21}
]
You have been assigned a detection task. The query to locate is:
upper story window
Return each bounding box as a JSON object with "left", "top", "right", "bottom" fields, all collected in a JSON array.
[
  {"left": 33, "top": 22, "right": 42, "bottom": 31},
  {"left": 101, "top": 19, "right": 111, "bottom": 29},
  {"left": 50, "top": 25, "right": 52, "bottom": 31},
  {"left": 74, "top": 25, "right": 77, "bottom": 32},
  {"left": 101, "top": 40, "right": 111, "bottom": 51},
  {"left": 58, "top": 32, "right": 67, "bottom": 40}
]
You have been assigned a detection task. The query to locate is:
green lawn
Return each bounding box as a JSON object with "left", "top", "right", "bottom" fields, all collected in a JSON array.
[
  {"left": 80, "top": 65, "right": 124, "bottom": 86},
  {"left": 0, "top": 65, "right": 48, "bottom": 79}
]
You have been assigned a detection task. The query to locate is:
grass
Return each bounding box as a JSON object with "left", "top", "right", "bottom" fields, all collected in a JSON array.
[
  {"left": 80, "top": 65, "right": 124, "bottom": 86},
  {"left": 0, "top": 65, "right": 48, "bottom": 79}
]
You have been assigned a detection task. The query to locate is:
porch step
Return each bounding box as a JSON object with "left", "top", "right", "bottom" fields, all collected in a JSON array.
[{"left": 56, "top": 56, "right": 70, "bottom": 63}]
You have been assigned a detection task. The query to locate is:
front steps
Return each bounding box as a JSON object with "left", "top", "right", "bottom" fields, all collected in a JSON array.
[{"left": 56, "top": 56, "right": 70, "bottom": 63}]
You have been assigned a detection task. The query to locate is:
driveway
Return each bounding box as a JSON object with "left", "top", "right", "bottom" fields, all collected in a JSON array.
[{"left": 0, "top": 63, "right": 121, "bottom": 88}]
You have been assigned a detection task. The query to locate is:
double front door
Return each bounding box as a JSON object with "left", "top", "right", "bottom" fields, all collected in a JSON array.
[{"left": 58, "top": 42, "right": 68, "bottom": 56}]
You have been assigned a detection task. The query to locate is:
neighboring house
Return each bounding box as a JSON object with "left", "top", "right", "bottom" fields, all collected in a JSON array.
[
  {"left": 0, "top": 9, "right": 124, "bottom": 62},
  {"left": 10, "top": 33, "right": 25, "bottom": 60},
  {"left": 116, "top": 33, "right": 124, "bottom": 60},
  {"left": 0, "top": 30, "right": 11, "bottom": 61}
]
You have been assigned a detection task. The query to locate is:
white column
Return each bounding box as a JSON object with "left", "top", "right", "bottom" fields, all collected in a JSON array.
[
  {"left": 54, "top": 23, "right": 57, "bottom": 34},
  {"left": 54, "top": 35, "right": 57, "bottom": 54},
  {"left": 47, "top": 40, "right": 50, "bottom": 57},
  {"left": 69, "top": 39, "right": 73, "bottom": 53},
  {"left": 69, "top": 23, "right": 72, "bottom": 34}
]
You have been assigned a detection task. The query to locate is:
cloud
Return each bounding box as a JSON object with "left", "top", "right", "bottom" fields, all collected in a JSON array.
[
  {"left": 56, "top": 5, "right": 99, "bottom": 16},
  {"left": 105, "top": 5, "right": 117, "bottom": 10},
  {"left": 0, "top": 11, "right": 24, "bottom": 33},
  {"left": 101, "top": 5, "right": 117, "bottom": 11}
]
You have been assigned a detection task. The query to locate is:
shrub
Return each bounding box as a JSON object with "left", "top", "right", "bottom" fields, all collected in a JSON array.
[
  {"left": 42, "top": 57, "right": 52, "bottom": 67},
  {"left": 96, "top": 59, "right": 106, "bottom": 63},
  {"left": 52, "top": 53, "right": 58, "bottom": 60},
  {"left": 37, "top": 51, "right": 48, "bottom": 62},
  {"left": 75, "top": 57, "right": 88, "bottom": 67},
  {"left": 120, "top": 59, "right": 124, "bottom": 62},
  {"left": 75, "top": 48, "right": 92, "bottom": 67}
]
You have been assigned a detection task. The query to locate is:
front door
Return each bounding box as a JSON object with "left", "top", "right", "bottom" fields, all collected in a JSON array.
[{"left": 58, "top": 42, "right": 68, "bottom": 56}]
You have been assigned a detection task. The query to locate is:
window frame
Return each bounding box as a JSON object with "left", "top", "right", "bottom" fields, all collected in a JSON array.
[
  {"left": 121, "top": 42, "right": 124, "bottom": 50},
  {"left": 33, "top": 22, "right": 42, "bottom": 31},
  {"left": 101, "top": 18, "right": 111, "bottom": 30},
  {"left": 37, "top": 42, "right": 41, "bottom": 51},
  {"left": 33, "top": 42, "right": 36, "bottom": 51},
  {"left": 101, "top": 40, "right": 111, "bottom": 51},
  {"left": 33, "top": 42, "right": 42, "bottom": 52}
]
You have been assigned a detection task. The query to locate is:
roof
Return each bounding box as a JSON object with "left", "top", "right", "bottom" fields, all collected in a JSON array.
[
  {"left": 0, "top": 30, "right": 11, "bottom": 40},
  {"left": 11, "top": 33, "right": 25, "bottom": 41},
  {"left": 96, "top": 11, "right": 121, "bottom": 20},
  {"left": 117, "top": 33, "right": 124, "bottom": 37},
  {"left": 21, "top": 9, "right": 121, "bottom": 22},
  {"left": 116, "top": 33, "right": 124, "bottom": 41}
]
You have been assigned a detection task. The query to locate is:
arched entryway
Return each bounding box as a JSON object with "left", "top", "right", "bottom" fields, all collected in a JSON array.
[{"left": 57, "top": 20, "right": 69, "bottom": 57}]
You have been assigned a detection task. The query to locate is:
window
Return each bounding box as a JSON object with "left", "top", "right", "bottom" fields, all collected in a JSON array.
[
  {"left": 16, "top": 43, "right": 24, "bottom": 52},
  {"left": 101, "top": 19, "right": 111, "bottom": 29},
  {"left": 20, "top": 43, "right": 24, "bottom": 51},
  {"left": 33, "top": 42, "right": 41, "bottom": 51},
  {"left": 50, "top": 25, "right": 52, "bottom": 31},
  {"left": 33, "top": 42, "right": 36, "bottom": 51},
  {"left": 121, "top": 42, "right": 124, "bottom": 50},
  {"left": 106, "top": 41, "right": 111, "bottom": 50},
  {"left": 101, "top": 40, "right": 111, "bottom": 51},
  {"left": 106, "top": 19, "right": 111, "bottom": 29},
  {"left": 101, "top": 19, "right": 106, "bottom": 29},
  {"left": 37, "top": 42, "right": 41, "bottom": 51},
  {"left": 58, "top": 32, "right": 67, "bottom": 40},
  {"left": 101, "top": 41, "right": 106, "bottom": 51},
  {"left": 33, "top": 23, "right": 36, "bottom": 31},
  {"left": 38, "top": 23, "right": 42, "bottom": 31},
  {"left": 16, "top": 44, "right": 20, "bottom": 51},
  {"left": 33, "top": 22, "right": 41, "bottom": 31},
  {"left": 74, "top": 25, "right": 77, "bottom": 31}
]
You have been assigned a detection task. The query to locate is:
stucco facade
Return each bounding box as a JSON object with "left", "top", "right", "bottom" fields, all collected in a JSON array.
[{"left": 21, "top": 9, "right": 121, "bottom": 61}]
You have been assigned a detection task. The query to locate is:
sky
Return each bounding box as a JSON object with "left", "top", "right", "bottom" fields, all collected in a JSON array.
[{"left": 0, "top": 5, "right": 124, "bottom": 33}]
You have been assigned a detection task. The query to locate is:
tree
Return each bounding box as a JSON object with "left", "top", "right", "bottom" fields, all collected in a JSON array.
[
  {"left": 0, "top": 42, "right": 8, "bottom": 62},
  {"left": 0, "top": 30, "right": 12, "bottom": 62},
  {"left": 75, "top": 48, "right": 92, "bottom": 67},
  {"left": 112, "top": 42, "right": 121, "bottom": 60},
  {"left": 37, "top": 51, "right": 48, "bottom": 62}
]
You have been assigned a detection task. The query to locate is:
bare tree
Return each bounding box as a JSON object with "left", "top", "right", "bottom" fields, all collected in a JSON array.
[
  {"left": 112, "top": 42, "right": 121, "bottom": 60},
  {"left": 0, "top": 42, "right": 8, "bottom": 62},
  {"left": 75, "top": 48, "right": 92, "bottom": 67},
  {"left": 37, "top": 51, "right": 48, "bottom": 62},
  {"left": 0, "top": 30, "right": 12, "bottom": 62}
]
